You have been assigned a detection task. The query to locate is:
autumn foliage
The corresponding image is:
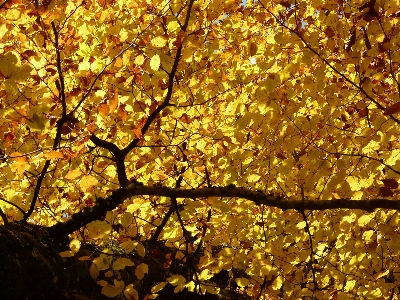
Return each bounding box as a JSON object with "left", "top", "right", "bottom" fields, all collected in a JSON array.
[{"left": 2, "top": 0, "right": 400, "bottom": 298}]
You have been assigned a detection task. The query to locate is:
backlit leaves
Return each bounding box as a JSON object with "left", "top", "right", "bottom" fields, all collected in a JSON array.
[
  {"left": 2, "top": 0, "right": 400, "bottom": 298},
  {"left": 150, "top": 54, "right": 161, "bottom": 71}
]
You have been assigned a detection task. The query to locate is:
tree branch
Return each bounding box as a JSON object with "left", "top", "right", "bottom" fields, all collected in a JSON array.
[
  {"left": 47, "top": 183, "right": 400, "bottom": 238},
  {"left": 122, "top": 0, "right": 196, "bottom": 155}
]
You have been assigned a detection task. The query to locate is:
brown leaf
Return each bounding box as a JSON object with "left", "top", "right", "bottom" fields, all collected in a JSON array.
[
  {"left": 379, "top": 187, "right": 394, "bottom": 197},
  {"left": 382, "top": 179, "right": 399, "bottom": 189},
  {"left": 249, "top": 43, "right": 258, "bottom": 56},
  {"left": 276, "top": 152, "right": 287, "bottom": 160},
  {"left": 383, "top": 102, "right": 400, "bottom": 115},
  {"left": 325, "top": 27, "right": 335, "bottom": 38}
]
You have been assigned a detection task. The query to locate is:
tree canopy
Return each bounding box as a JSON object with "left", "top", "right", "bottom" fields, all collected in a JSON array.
[{"left": 1, "top": 0, "right": 400, "bottom": 298}]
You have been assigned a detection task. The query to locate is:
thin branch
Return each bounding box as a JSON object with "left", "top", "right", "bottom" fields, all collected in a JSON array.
[
  {"left": 258, "top": 0, "right": 400, "bottom": 125},
  {"left": 0, "top": 197, "right": 25, "bottom": 216},
  {"left": 298, "top": 209, "right": 318, "bottom": 290},
  {"left": 24, "top": 22, "right": 71, "bottom": 221},
  {"left": 122, "top": 0, "right": 196, "bottom": 155}
]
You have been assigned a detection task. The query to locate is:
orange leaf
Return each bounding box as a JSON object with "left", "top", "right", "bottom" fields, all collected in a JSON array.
[
  {"left": 99, "top": 102, "right": 108, "bottom": 117},
  {"left": 133, "top": 128, "right": 142, "bottom": 138},
  {"left": 109, "top": 88, "right": 119, "bottom": 112}
]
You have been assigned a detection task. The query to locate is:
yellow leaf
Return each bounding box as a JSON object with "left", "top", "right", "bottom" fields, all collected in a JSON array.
[
  {"left": 65, "top": 169, "right": 82, "bottom": 180},
  {"left": 134, "top": 55, "right": 144, "bottom": 65},
  {"left": 272, "top": 276, "right": 283, "bottom": 290},
  {"left": 44, "top": 151, "right": 64, "bottom": 159},
  {"left": 344, "top": 279, "right": 356, "bottom": 292},
  {"left": 78, "top": 256, "right": 91, "bottom": 261},
  {"left": 59, "top": 250, "right": 74, "bottom": 257},
  {"left": 150, "top": 54, "right": 160, "bottom": 71},
  {"left": 174, "top": 283, "right": 186, "bottom": 293},
  {"left": 136, "top": 242, "right": 146, "bottom": 257},
  {"left": 93, "top": 251, "right": 113, "bottom": 270},
  {"left": 296, "top": 221, "right": 306, "bottom": 229},
  {"left": 135, "top": 263, "right": 148, "bottom": 280},
  {"left": 375, "top": 269, "right": 389, "bottom": 280},
  {"left": 87, "top": 220, "right": 112, "bottom": 239},
  {"left": 101, "top": 280, "right": 124, "bottom": 297},
  {"left": 10, "top": 159, "right": 30, "bottom": 176},
  {"left": 199, "top": 269, "right": 213, "bottom": 280},
  {"left": 358, "top": 214, "right": 372, "bottom": 226},
  {"left": 167, "top": 274, "right": 186, "bottom": 286},
  {"left": 112, "top": 258, "right": 134, "bottom": 270},
  {"left": 167, "top": 20, "right": 179, "bottom": 32},
  {"left": 6, "top": 9, "right": 20, "bottom": 21},
  {"left": 0, "top": 52, "right": 19, "bottom": 77},
  {"left": 236, "top": 277, "right": 250, "bottom": 287},
  {"left": 151, "top": 282, "right": 167, "bottom": 293},
  {"left": 97, "top": 280, "right": 108, "bottom": 287},
  {"left": 78, "top": 61, "right": 90, "bottom": 71},
  {"left": 79, "top": 175, "right": 99, "bottom": 192},
  {"left": 69, "top": 239, "right": 81, "bottom": 253},
  {"left": 151, "top": 36, "right": 168, "bottom": 48},
  {"left": 0, "top": 24, "right": 7, "bottom": 39},
  {"left": 90, "top": 263, "right": 99, "bottom": 279},
  {"left": 124, "top": 284, "right": 139, "bottom": 300},
  {"left": 120, "top": 239, "right": 137, "bottom": 253}
]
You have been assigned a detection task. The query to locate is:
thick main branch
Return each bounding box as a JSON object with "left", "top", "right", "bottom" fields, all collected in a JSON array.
[{"left": 48, "top": 183, "right": 400, "bottom": 238}]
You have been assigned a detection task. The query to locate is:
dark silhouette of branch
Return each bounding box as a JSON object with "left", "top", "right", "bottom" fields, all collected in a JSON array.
[
  {"left": 48, "top": 183, "right": 400, "bottom": 238},
  {"left": 122, "top": 0, "right": 196, "bottom": 155},
  {"left": 24, "top": 22, "right": 70, "bottom": 221}
]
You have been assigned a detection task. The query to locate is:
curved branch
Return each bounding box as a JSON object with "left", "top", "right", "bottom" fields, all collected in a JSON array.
[
  {"left": 0, "top": 197, "right": 25, "bottom": 216},
  {"left": 47, "top": 183, "right": 400, "bottom": 238}
]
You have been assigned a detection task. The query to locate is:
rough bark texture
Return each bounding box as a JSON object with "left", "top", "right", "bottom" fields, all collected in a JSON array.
[
  {"left": 0, "top": 223, "right": 250, "bottom": 300},
  {"left": 0, "top": 223, "right": 66, "bottom": 299}
]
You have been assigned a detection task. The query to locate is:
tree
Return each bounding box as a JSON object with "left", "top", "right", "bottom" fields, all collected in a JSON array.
[{"left": 1, "top": 0, "right": 400, "bottom": 298}]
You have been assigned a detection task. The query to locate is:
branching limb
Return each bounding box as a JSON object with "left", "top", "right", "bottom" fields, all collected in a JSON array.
[{"left": 24, "top": 23, "right": 71, "bottom": 221}]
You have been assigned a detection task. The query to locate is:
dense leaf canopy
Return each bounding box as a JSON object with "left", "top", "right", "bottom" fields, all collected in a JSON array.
[{"left": 1, "top": 0, "right": 400, "bottom": 298}]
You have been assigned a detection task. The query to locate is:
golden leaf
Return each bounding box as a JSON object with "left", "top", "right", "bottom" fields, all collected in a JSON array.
[
  {"left": 150, "top": 54, "right": 160, "bottom": 71},
  {"left": 151, "top": 36, "right": 168, "bottom": 48}
]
